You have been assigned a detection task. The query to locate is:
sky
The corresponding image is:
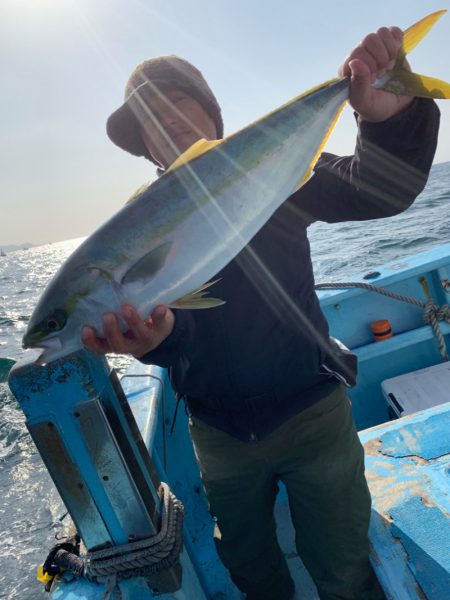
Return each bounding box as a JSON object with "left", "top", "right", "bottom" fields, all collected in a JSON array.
[{"left": 1, "top": 0, "right": 450, "bottom": 246}]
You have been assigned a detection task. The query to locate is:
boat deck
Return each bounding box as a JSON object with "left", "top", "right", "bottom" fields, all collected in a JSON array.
[{"left": 123, "top": 363, "right": 450, "bottom": 599}]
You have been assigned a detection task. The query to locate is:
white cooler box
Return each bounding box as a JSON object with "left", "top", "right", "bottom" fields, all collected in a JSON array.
[{"left": 381, "top": 361, "right": 450, "bottom": 418}]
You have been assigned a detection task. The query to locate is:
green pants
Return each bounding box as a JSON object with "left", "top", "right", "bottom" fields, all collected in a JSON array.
[{"left": 189, "top": 385, "right": 384, "bottom": 600}]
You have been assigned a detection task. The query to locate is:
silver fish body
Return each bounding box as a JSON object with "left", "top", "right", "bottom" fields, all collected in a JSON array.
[{"left": 23, "top": 78, "right": 349, "bottom": 363}]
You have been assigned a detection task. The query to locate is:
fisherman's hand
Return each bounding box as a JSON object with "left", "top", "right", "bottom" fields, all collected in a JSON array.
[
  {"left": 339, "top": 26, "right": 413, "bottom": 122},
  {"left": 81, "top": 304, "right": 175, "bottom": 358}
]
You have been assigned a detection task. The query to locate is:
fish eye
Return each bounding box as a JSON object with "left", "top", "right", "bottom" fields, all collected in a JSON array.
[{"left": 45, "top": 310, "right": 67, "bottom": 333}]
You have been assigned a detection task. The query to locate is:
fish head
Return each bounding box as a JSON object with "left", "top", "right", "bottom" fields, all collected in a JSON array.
[
  {"left": 23, "top": 305, "right": 69, "bottom": 363},
  {"left": 22, "top": 293, "right": 86, "bottom": 364},
  {"left": 22, "top": 270, "right": 95, "bottom": 365}
]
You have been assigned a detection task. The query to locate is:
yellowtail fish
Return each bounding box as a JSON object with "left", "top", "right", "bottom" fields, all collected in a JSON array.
[{"left": 23, "top": 11, "right": 450, "bottom": 364}]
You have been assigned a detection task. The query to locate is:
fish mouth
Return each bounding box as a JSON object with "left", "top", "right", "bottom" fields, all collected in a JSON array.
[
  {"left": 23, "top": 331, "right": 61, "bottom": 350},
  {"left": 22, "top": 337, "right": 63, "bottom": 366}
]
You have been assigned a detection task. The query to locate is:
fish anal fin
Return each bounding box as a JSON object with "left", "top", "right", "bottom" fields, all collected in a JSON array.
[
  {"left": 190, "top": 278, "right": 222, "bottom": 295},
  {"left": 169, "top": 279, "right": 225, "bottom": 309},
  {"left": 169, "top": 296, "right": 226, "bottom": 309},
  {"left": 122, "top": 241, "right": 172, "bottom": 285}
]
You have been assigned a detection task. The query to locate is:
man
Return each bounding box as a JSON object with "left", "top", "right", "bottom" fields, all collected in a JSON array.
[{"left": 83, "top": 25, "right": 440, "bottom": 600}]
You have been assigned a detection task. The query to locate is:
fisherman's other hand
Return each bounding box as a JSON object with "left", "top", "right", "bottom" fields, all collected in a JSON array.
[
  {"left": 339, "top": 26, "right": 413, "bottom": 122},
  {"left": 81, "top": 304, "right": 175, "bottom": 358}
]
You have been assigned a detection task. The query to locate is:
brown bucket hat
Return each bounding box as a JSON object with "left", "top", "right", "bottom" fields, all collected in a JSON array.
[{"left": 106, "top": 55, "right": 224, "bottom": 165}]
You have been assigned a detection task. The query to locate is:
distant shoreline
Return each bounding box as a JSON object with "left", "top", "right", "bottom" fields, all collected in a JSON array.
[{"left": 0, "top": 243, "right": 34, "bottom": 254}]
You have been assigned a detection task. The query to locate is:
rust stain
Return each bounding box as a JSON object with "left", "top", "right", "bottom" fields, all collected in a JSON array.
[
  {"left": 419, "top": 495, "right": 434, "bottom": 508},
  {"left": 363, "top": 437, "right": 383, "bottom": 456},
  {"left": 365, "top": 455, "right": 436, "bottom": 517},
  {"left": 406, "top": 455, "right": 430, "bottom": 466}
]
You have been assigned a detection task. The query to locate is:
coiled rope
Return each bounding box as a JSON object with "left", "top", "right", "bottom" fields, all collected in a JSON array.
[
  {"left": 85, "top": 482, "right": 184, "bottom": 581},
  {"left": 46, "top": 482, "right": 184, "bottom": 594},
  {"left": 315, "top": 281, "right": 450, "bottom": 361}
]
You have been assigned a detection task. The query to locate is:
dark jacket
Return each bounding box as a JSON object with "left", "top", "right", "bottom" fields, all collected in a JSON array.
[{"left": 140, "top": 98, "right": 441, "bottom": 441}]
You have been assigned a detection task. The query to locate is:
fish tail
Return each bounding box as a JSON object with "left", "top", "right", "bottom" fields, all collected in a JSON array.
[
  {"left": 402, "top": 10, "right": 447, "bottom": 55},
  {"left": 376, "top": 10, "right": 450, "bottom": 99}
]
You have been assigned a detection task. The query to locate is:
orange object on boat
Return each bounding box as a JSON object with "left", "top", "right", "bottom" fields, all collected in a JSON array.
[{"left": 371, "top": 319, "right": 393, "bottom": 341}]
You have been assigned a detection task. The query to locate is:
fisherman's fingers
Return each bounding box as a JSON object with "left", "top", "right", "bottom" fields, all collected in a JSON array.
[
  {"left": 121, "top": 304, "right": 175, "bottom": 357},
  {"left": 339, "top": 26, "right": 403, "bottom": 78},
  {"left": 82, "top": 305, "right": 175, "bottom": 358},
  {"left": 361, "top": 33, "right": 392, "bottom": 73},
  {"left": 377, "top": 27, "right": 403, "bottom": 64},
  {"left": 81, "top": 325, "right": 111, "bottom": 355},
  {"left": 101, "top": 312, "right": 130, "bottom": 354}
]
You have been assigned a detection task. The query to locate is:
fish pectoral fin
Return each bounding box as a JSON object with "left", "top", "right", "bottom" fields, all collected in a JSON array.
[
  {"left": 121, "top": 241, "right": 173, "bottom": 285},
  {"left": 169, "top": 279, "right": 225, "bottom": 309}
]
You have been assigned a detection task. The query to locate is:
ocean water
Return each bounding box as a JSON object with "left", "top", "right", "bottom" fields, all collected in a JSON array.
[{"left": 0, "top": 161, "right": 449, "bottom": 598}]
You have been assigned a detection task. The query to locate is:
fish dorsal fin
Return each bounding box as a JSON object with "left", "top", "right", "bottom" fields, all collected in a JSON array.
[
  {"left": 169, "top": 279, "right": 225, "bottom": 309},
  {"left": 166, "top": 138, "right": 223, "bottom": 173},
  {"left": 126, "top": 182, "right": 151, "bottom": 204},
  {"left": 402, "top": 10, "right": 447, "bottom": 55},
  {"left": 121, "top": 241, "right": 172, "bottom": 285}
]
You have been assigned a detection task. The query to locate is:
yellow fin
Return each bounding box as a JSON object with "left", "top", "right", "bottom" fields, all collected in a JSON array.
[
  {"left": 298, "top": 97, "right": 347, "bottom": 189},
  {"left": 166, "top": 138, "right": 223, "bottom": 173},
  {"left": 376, "top": 10, "right": 450, "bottom": 100},
  {"left": 169, "top": 296, "right": 225, "bottom": 309},
  {"left": 169, "top": 279, "right": 225, "bottom": 309},
  {"left": 126, "top": 182, "right": 150, "bottom": 204},
  {"left": 403, "top": 10, "right": 447, "bottom": 55},
  {"left": 381, "top": 69, "right": 450, "bottom": 99}
]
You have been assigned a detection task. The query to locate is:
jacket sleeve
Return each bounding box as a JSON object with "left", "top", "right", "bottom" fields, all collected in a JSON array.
[
  {"left": 295, "top": 97, "right": 441, "bottom": 224},
  {"left": 137, "top": 309, "right": 193, "bottom": 368}
]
